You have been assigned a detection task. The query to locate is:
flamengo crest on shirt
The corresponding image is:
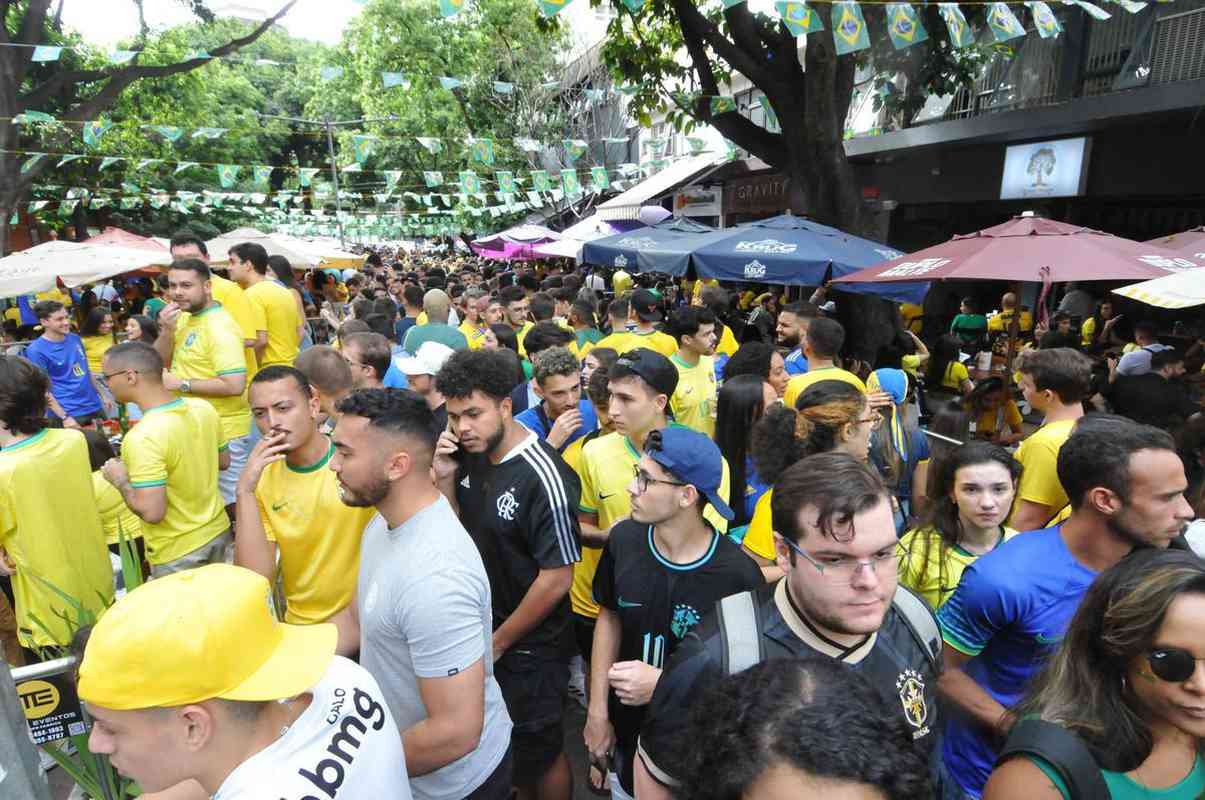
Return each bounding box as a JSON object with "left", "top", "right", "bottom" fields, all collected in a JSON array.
[{"left": 496, "top": 486, "right": 519, "bottom": 521}]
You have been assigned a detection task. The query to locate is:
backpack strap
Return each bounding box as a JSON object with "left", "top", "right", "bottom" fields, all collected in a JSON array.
[
  {"left": 891, "top": 585, "right": 942, "bottom": 671},
  {"left": 997, "top": 719, "right": 1109, "bottom": 800},
  {"left": 717, "top": 591, "right": 765, "bottom": 676}
]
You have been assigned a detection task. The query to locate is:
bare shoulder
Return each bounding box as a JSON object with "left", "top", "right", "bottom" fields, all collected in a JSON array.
[{"left": 982, "top": 756, "right": 1067, "bottom": 800}]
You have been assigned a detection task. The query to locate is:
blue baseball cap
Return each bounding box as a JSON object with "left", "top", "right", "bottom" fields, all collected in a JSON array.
[{"left": 646, "top": 426, "right": 735, "bottom": 521}]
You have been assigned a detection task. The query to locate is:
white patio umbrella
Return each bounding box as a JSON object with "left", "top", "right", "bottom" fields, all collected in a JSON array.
[
  {"left": 1113, "top": 267, "right": 1205, "bottom": 309},
  {"left": 0, "top": 240, "right": 174, "bottom": 299},
  {"left": 206, "top": 228, "right": 362, "bottom": 269}
]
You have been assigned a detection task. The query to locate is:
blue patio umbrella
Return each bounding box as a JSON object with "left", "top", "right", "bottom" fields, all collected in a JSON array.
[
  {"left": 691, "top": 213, "right": 928, "bottom": 303},
  {"left": 580, "top": 217, "right": 716, "bottom": 276}
]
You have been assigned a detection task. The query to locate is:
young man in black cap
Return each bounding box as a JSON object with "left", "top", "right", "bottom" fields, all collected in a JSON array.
[
  {"left": 433, "top": 349, "right": 582, "bottom": 800},
  {"left": 627, "top": 289, "right": 677, "bottom": 358},
  {"left": 584, "top": 426, "right": 762, "bottom": 798}
]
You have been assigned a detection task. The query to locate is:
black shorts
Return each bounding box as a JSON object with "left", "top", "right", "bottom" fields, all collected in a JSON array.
[
  {"left": 573, "top": 613, "right": 596, "bottom": 661},
  {"left": 495, "top": 650, "right": 568, "bottom": 782},
  {"left": 47, "top": 411, "right": 104, "bottom": 429}
]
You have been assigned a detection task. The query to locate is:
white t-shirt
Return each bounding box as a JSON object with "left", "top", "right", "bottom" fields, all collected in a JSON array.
[{"left": 214, "top": 656, "right": 413, "bottom": 800}]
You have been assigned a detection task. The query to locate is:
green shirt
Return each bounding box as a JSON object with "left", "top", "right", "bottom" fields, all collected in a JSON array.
[
  {"left": 576, "top": 327, "right": 604, "bottom": 348},
  {"left": 402, "top": 321, "right": 469, "bottom": 353},
  {"left": 950, "top": 313, "right": 988, "bottom": 347},
  {"left": 1031, "top": 754, "right": 1205, "bottom": 799}
]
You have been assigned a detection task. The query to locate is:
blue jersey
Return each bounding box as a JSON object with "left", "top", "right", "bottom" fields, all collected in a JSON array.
[
  {"left": 784, "top": 348, "right": 809, "bottom": 375},
  {"left": 382, "top": 347, "right": 410, "bottom": 389},
  {"left": 23, "top": 334, "right": 102, "bottom": 417},
  {"left": 936, "top": 526, "right": 1097, "bottom": 797},
  {"left": 515, "top": 399, "right": 598, "bottom": 453}
]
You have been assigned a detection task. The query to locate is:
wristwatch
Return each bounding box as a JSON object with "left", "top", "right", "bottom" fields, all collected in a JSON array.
[{"left": 180, "top": 378, "right": 192, "bottom": 394}]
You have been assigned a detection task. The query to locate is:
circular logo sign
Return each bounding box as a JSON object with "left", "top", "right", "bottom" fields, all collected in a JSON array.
[{"left": 19, "top": 679, "right": 61, "bottom": 720}]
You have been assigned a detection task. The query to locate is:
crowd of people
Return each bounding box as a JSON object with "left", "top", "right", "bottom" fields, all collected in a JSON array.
[{"left": 1, "top": 233, "right": 1204, "bottom": 800}]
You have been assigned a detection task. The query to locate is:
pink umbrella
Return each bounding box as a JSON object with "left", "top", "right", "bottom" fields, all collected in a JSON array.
[
  {"left": 832, "top": 215, "right": 1204, "bottom": 285},
  {"left": 1145, "top": 226, "right": 1205, "bottom": 261},
  {"left": 84, "top": 227, "right": 169, "bottom": 276},
  {"left": 471, "top": 224, "right": 561, "bottom": 261}
]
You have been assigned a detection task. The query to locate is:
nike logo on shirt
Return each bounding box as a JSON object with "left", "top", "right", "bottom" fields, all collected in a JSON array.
[{"left": 272, "top": 501, "right": 288, "bottom": 511}]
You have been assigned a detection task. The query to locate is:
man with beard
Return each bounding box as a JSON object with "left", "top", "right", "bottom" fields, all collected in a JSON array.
[
  {"left": 234, "top": 366, "right": 375, "bottom": 632},
  {"left": 433, "top": 349, "right": 582, "bottom": 800},
  {"left": 666, "top": 306, "right": 718, "bottom": 437},
  {"left": 515, "top": 346, "right": 598, "bottom": 453},
  {"left": 775, "top": 301, "right": 817, "bottom": 376},
  {"left": 101, "top": 342, "right": 231, "bottom": 576},
  {"left": 935, "top": 414, "right": 1193, "bottom": 799},
  {"left": 498, "top": 285, "right": 533, "bottom": 357},
  {"left": 632, "top": 453, "right": 941, "bottom": 799},
  {"left": 330, "top": 388, "right": 514, "bottom": 799},
  {"left": 151, "top": 259, "right": 252, "bottom": 513}
]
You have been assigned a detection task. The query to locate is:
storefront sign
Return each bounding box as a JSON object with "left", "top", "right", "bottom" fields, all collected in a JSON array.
[
  {"left": 1000, "top": 137, "right": 1091, "bottom": 200},
  {"left": 725, "top": 173, "right": 790, "bottom": 214},
  {"left": 15, "top": 672, "right": 86, "bottom": 744},
  {"left": 674, "top": 184, "right": 722, "bottom": 217}
]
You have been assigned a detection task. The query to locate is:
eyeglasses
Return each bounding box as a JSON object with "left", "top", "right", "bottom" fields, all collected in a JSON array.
[
  {"left": 1145, "top": 648, "right": 1205, "bottom": 682},
  {"left": 780, "top": 537, "right": 898, "bottom": 585},
  {"left": 857, "top": 413, "right": 884, "bottom": 430},
  {"left": 101, "top": 368, "right": 150, "bottom": 380},
  {"left": 632, "top": 465, "right": 686, "bottom": 495}
]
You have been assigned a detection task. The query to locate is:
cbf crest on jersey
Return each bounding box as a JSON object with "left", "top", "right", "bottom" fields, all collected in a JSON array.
[{"left": 896, "top": 669, "right": 931, "bottom": 740}]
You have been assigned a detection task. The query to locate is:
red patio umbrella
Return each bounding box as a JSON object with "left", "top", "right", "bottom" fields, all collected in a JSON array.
[
  {"left": 832, "top": 215, "right": 1204, "bottom": 285},
  {"left": 1145, "top": 226, "right": 1205, "bottom": 261},
  {"left": 84, "top": 227, "right": 168, "bottom": 277}
]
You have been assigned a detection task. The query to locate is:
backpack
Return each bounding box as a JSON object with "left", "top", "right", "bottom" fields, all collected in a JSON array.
[
  {"left": 716, "top": 585, "right": 942, "bottom": 676},
  {"left": 996, "top": 719, "right": 1110, "bottom": 799}
]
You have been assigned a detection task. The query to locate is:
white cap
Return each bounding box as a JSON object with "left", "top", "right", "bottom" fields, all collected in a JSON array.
[
  {"left": 395, "top": 341, "right": 455, "bottom": 377},
  {"left": 341, "top": 268, "right": 359, "bottom": 282}
]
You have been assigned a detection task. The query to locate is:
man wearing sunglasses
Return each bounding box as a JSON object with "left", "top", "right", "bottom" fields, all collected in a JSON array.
[
  {"left": 936, "top": 414, "right": 1194, "bottom": 799},
  {"left": 633, "top": 452, "right": 942, "bottom": 799},
  {"left": 585, "top": 427, "right": 762, "bottom": 798}
]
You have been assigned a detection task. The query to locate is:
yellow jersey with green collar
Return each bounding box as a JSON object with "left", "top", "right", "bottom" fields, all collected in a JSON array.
[
  {"left": 0, "top": 428, "right": 113, "bottom": 647},
  {"left": 122, "top": 397, "right": 229, "bottom": 564},
  {"left": 91, "top": 471, "right": 143, "bottom": 545},
  {"left": 594, "top": 330, "right": 635, "bottom": 354},
  {"left": 629, "top": 329, "right": 678, "bottom": 358},
  {"left": 173, "top": 303, "right": 252, "bottom": 440},
  {"left": 210, "top": 273, "right": 260, "bottom": 380},
  {"left": 574, "top": 429, "right": 731, "bottom": 618},
  {"left": 254, "top": 441, "right": 376, "bottom": 624},
  {"left": 670, "top": 353, "right": 717, "bottom": 437},
  {"left": 459, "top": 320, "right": 488, "bottom": 350}
]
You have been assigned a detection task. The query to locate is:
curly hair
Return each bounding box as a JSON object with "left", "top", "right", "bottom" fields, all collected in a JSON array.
[
  {"left": 435, "top": 348, "right": 520, "bottom": 401},
  {"left": 531, "top": 346, "right": 579, "bottom": 386},
  {"left": 671, "top": 658, "right": 933, "bottom": 800},
  {"left": 750, "top": 380, "right": 865, "bottom": 486},
  {"left": 0, "top": 356, "right": 49, "bottom": 434}
]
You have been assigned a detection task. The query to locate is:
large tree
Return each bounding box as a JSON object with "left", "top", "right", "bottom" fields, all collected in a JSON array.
[
  {"left": 599, "top": 0, "right": 992, "bottom": 233},
  {"left": 0, "top": 0, "right": 296, "bottom": 253}
]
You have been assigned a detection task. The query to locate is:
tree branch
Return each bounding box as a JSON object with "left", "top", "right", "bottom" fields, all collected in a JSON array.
[
  {"left": 669, "top": 0, "right": 773, "bottom": 88},
  {"left": 11, "top": 0, "right": 52, "bottom": 89},
  {"left": 20, "top": 1, "right": 297, "bottom": 117}
]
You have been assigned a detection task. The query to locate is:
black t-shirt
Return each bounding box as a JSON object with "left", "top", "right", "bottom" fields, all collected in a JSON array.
[
  {"left": 637, "top": 579, "right": 941, "bottom": 788},
  {"left": 593, "top": 519, "right": 763, "bottom": 792},
  {"left": 456, "top": 433, "right": 582, "bottom": 654}
]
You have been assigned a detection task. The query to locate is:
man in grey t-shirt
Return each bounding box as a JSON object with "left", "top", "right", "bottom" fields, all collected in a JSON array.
[{"left": 330, "top": 389, "right": 513, "bottom": 800}]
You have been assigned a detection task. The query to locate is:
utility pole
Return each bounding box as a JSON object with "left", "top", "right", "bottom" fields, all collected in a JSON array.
[{"left": 255, "top": 112, "right": 400, "bottom": 249}]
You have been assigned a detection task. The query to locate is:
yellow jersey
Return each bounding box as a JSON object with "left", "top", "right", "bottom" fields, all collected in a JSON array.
[
  {"left": 82, "top": 334, "right": 115, "bottom": 375},
  {"left": 91, "top": 471, "right": 143, "bottom": 545},
  {"left": 783, "top": 367, "right": 867, "bottom": 409},
  {"left": 900, "top": 302, "right": 924, "bottom": 335},
  {"left": 691, "top": 278, "right": 718, "bottom": 305},
  {"left": 988, "top": 309, "right": 1034, "bottom": 333},
  {"left": 4, "top": 306, "right": 20, "bottom": 324},
  {"left": 975, "top": 399, "right": 1023, "bottom": 437},
  {"left": 459, "top": 321, "right": 488, "bottom": 350},
  {"left": 716, "top": 324, "right": 739, "bottom": 358},
  {"left": 670, "top": 354, "right": 717, "bottom": 437},
  {"left": 628, "top": 329, "right": 678, "bottom": 358},
  {"left": 122, "top": 397, "right": 229, "bottom": 564},
  {"left": 575, "top": 428, "right": 730, "bottom": 619},
  {"left": 743, "top": 490, "right": 776, "bottom": 561},
  {"left": 35, "top": 287, "right": 73, "bottom": 307},
  {"left": 245, "top": 280, "right": 301, "bottom": 367},
  {"left": 612, "top": 270, "right": 633, "bottom": 294},
  {"left": 515, "top": 321, "right": 534, "bottom": 357},
  {"left": 1080, "top": 316, "right": 1097, "bottom": 347},
  {"left": 210, "top": 273, "right": 260, "bottom": 380},
  {"left": 940, "top": 361, "right": 970, "bottom": 391},
  {"left": 1012, "top": 418, "right": 1077, "bottom": 521},
  {"left": 172, "top": 304, "right": 252, "bottom": 441},
  {"left": 0, "top": 429, "right": 112, "bottom": 647},
  {"left": 897, "top": 526, "right": 1019, "bottom": 610},
  {"left": 594, "top": 331, "right": 635, "bottom": 354},
  {"left": 254, "top": 441, "right": 375, "bottom": 624}
]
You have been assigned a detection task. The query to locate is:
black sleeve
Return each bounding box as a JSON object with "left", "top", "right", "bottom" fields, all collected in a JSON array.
[
  {"left": 592, "top": 535, "right": 619, "bottom": 611},
  {"left": 523, "top": 447, "right": 583, "bottom": 569},
  {"left": 637, "top": 629, "right": 723, "bottom": 787}
]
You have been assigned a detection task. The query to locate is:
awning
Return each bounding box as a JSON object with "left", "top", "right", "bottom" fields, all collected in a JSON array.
[{"left": 595, "top": 155, "right": 724, "bottom": 221}]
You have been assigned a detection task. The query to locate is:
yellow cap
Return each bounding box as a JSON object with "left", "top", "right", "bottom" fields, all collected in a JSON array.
[{"left": 78, "top": 564, "right": 336, "bottom": 711}]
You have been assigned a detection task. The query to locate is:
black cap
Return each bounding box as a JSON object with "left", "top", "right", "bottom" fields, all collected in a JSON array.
[
  {"left": 630, "top": 288, "right": 663, "bottom": 322},
  {"left": 612, "top": 348, "right": 678, "bottom": 398}
]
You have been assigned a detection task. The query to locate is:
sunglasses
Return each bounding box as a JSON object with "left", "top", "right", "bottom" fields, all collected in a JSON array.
[{"left": 1146, "top": 648, "right": 1205, "bottom": 682}]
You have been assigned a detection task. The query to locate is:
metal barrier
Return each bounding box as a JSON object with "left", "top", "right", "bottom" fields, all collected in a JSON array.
[{"left": 0, "top": 655, "right": 68, "bottom": 800}]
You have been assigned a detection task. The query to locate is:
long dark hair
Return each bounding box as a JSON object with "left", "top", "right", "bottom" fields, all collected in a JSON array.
[
  {"left": 925, "top": 334, "right": 962, "bottom": 389},
  {"left": 126, "top": 314, "right": 159, "bottom": 343},
  {"left": 80, "top": 306, "right": 114, "bottom": 340},
  {"left": 900, "top": 442, "right": 1020, "bottom": 600},
  {"left": 716, "top": 375, "right": 772, "bottom": 527},
  {"left": 1012, "top": 549, "right": 1205, "bottom": 772},
  {"left": 267, "top": 254, "right": 295, "bottom": 289},
  {"left": 966, "top": 376, "right": 1006, "bottom": 415},
  {"left": 751, "top": 380, "right": 865, "bottom": 486}
]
